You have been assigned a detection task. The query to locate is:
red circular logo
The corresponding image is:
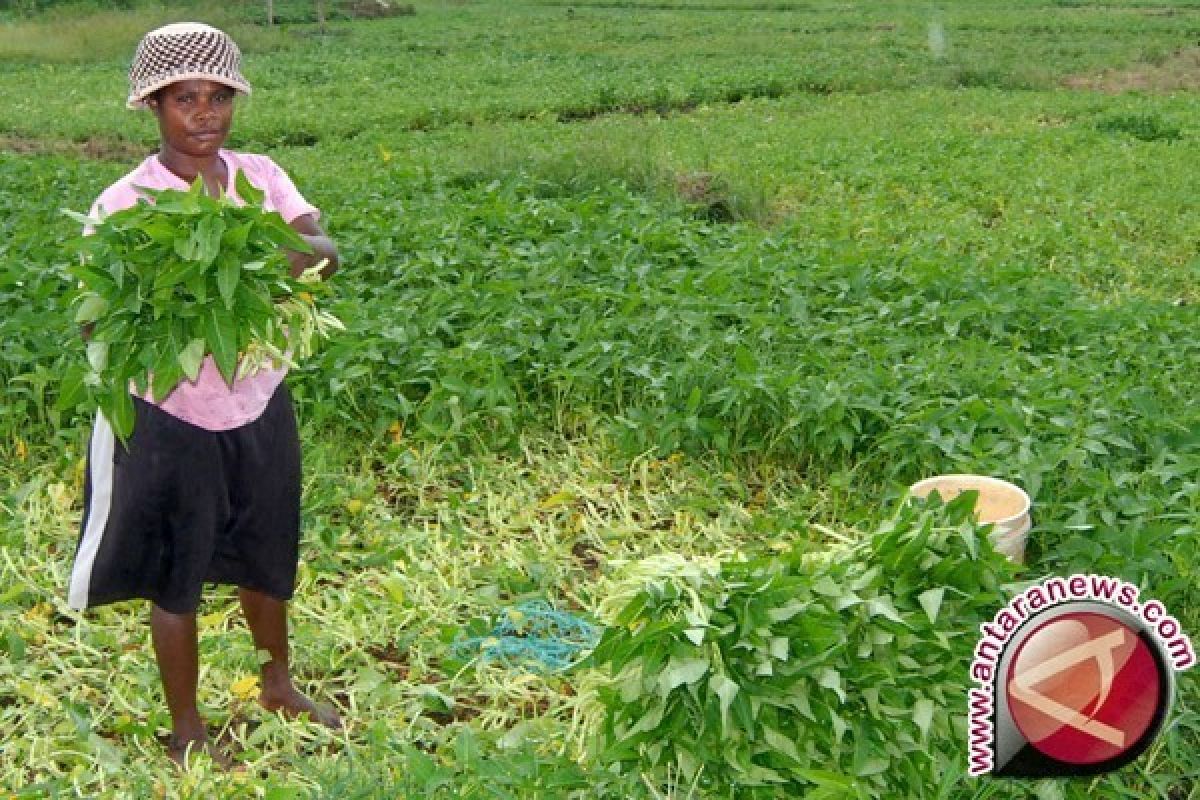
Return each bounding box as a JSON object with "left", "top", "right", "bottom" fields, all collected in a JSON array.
[{"left": 1006, "top": 612, "right": 1161, "bottom": 765}]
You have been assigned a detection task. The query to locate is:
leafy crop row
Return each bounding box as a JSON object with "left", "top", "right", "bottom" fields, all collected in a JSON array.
[
  {"left": 0, "top": 2, "right": 1193, "bottom": 147},
  {"left": 308, "top": 176, "right": 1198, "bottom": 576}
]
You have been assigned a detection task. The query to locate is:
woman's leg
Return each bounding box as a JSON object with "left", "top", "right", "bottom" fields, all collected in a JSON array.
[
  {"left": 150, "top": 604, "right": 209, "bottom": 760},
  {"left": 238, "top": 587, "right": 342, "bottom": 728}
]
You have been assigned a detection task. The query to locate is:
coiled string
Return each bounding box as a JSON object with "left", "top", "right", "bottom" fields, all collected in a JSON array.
[{"left": 451, "top": 600, "right": 601, "bottom": 673}]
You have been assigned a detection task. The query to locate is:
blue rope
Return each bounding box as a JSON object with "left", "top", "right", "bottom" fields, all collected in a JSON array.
[{"left": 451, "top": 601, "right": 600, "bottom": 673}]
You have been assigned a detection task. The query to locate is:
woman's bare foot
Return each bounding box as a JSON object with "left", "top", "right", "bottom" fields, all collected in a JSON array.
[
  {"left": 166, "top": 732, "right": 234, "bottom": 770},
  {"left": 259, "top": 683, "right": 343, "bottom": 729}
]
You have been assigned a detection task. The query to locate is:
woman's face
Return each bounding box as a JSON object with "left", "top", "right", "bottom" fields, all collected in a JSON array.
[{"left": 148, "top": 79, "right": 236, "bottom": 158}]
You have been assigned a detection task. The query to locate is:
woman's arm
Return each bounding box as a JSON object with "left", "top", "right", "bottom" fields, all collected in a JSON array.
[{"left": 285, "top": 213, "right": 339, "bottom": 280}]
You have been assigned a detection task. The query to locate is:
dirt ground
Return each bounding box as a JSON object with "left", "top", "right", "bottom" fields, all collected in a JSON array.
[{"left": 1063, "top": 47, "right": 1200, "bottom": 92}]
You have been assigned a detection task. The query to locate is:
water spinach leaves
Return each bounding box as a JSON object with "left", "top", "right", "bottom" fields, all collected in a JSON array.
[{"left": 63, "top": 172, "right": 340, "bottom": 440}]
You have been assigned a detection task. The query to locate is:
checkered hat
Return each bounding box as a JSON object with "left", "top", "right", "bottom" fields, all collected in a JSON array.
[{"left": 127, "top": 22, "right": 251, "bottom": 110}]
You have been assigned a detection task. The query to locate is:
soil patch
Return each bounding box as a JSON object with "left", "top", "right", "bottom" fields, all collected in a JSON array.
[
  {"left": 0, "top": 134, "right": 151, "bottom": 162},
  {"left": 1063, "top": 47, "right": 1200, "bottom": 93}
]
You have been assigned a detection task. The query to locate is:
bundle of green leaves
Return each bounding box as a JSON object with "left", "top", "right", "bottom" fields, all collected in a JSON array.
[
  {"left": 59, "top": 173, "right": 341, "bottom": 440},
  {"left": 576, "top": 494, "right": 1018, "bottom": 799}
]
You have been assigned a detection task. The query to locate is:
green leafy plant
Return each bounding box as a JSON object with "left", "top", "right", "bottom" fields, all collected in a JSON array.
[
  {"left": 60, "top": 172, "right": 342, "bottom": 440},
  {"left": 577, "top": 494, "right": 1017, "bottom": 798},
  {"left": 1095, "top": 113, "right": 1183, "bottom": 143}
]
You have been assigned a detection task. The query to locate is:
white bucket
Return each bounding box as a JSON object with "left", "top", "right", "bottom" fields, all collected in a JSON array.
[{"left": 908, "top": 474, "right": 1032, "bottom": 564}]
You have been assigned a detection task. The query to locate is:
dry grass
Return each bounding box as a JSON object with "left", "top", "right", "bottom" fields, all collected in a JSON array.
[
  {"left": 1062, "top": 47, "right": 1200, "bottom": 93},
  {"left": 0, "top": 133, "right": 150, "bottom": 161}
]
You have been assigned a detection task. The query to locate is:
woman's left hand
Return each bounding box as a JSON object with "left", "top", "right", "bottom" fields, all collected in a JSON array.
[{"left": 285, "top": 213, "right": 339, "bottom": 279}]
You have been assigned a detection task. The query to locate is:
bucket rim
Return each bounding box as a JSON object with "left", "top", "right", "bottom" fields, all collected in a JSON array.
[{"left": 908, "top": 473, "right": 1031, "bottom": 527}]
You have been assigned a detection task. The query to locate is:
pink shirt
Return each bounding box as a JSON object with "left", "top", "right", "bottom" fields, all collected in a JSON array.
[{"left": 90, "top": 150, "right": 319, "bottom": 431}]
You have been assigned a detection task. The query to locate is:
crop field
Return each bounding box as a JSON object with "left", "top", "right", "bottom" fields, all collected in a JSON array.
[{"left": 1, "top": 0, "right": 1198, "bottom": 797}]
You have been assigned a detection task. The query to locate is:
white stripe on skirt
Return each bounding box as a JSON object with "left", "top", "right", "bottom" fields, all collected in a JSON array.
[{"left": 67, "top": 412, "right": 116, "bottom": 611}]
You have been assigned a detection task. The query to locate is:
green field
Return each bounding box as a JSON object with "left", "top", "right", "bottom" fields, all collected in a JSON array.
[{"left": 1, "top": 1, "right": 1198, "bottom": 797}]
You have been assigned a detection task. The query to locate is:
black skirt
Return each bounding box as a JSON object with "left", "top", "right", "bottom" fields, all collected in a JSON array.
[{"left": 67, "top": 383, "right": 302, "bottom": 614}]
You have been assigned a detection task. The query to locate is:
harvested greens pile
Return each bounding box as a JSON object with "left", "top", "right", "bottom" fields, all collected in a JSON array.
[
  {"left": 576, "top": 494, "right": 1018, "bottom": 797},
  {"left": 61, "top": 173, "right": 341, "bottom": 439}
]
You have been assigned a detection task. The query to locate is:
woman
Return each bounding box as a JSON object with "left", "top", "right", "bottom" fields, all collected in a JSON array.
[{"left": 67, "top": 22, "right": 342, "bottom": 766}]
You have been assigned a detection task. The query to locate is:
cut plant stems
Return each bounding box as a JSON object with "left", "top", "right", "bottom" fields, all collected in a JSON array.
[{"left": 61, "top": 172, "right": 341, "bottom": 441}]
